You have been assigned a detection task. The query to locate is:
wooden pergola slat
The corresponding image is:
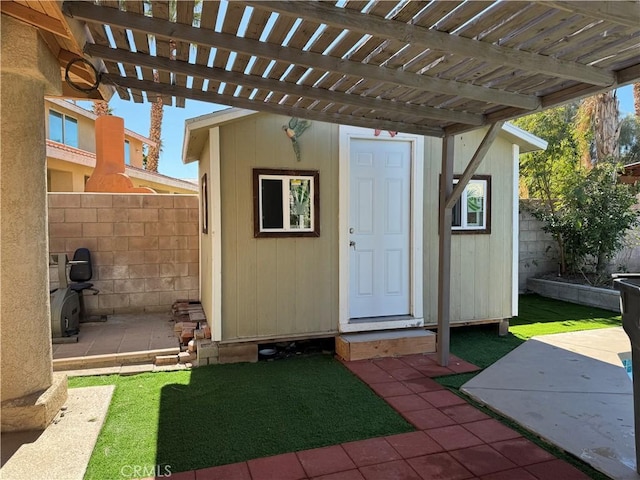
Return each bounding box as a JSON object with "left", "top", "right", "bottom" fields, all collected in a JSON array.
[
  {"left": 248, "top": 0, "right": 615, "bottom": 86},
  {"left": 102, "top": 73, "right": 444, "bottom": 137},
  {"left": 86, "top": 44, "right": 483, "bottom": 127},
  {"left": 63, "top": 1, "right": 539, "bottom": 110}
]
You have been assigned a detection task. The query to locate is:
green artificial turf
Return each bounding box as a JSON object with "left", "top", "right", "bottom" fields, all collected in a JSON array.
[
  {"left": 71, "top": 295, "right": 621, "bottom": 479},
  {"left": 446, "top": 294, "right": 621, "bottom": 375},
  {"left": 511, "top": 293, "right": 621, "bottom": 338},
  {"left": 70, "top": 354, "right": 413, "bottom": 479}
]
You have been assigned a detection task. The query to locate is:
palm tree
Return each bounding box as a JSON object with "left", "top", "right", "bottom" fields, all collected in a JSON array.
[
  {"left": 92, "top": 101, "right": 111, "bottom": 117},
  {"left": 146, "top": 78, "right": 163, "bottom": 172},
  {"left": 575, "top": 91, "right": 620, "bottom": 166},
  {"left": 146, "top": 0, "right": 185, "bottom": 173},
  {"left": 634, "top": 83, "right": 640, "bottom": 117}
]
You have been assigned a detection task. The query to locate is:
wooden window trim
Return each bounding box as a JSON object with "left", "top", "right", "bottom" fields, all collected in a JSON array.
[
  {"left": 253, "top": 168, "right": 320, "bottom": 238},
  {"left": 452, "top": 174, "right": 491, "bottom": 235}
]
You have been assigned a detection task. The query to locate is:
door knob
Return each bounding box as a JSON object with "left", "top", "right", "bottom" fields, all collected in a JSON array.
[{"left": 349, "top": 240, "right": 356, "bottom": 249}]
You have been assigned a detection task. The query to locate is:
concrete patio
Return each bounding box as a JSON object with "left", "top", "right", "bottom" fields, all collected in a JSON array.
[
  {"left": 52, "top": 312, "right": 182, "bottom": 374},
  {"left": 462, "top": 327, "right": 635, "bottom": 480}
]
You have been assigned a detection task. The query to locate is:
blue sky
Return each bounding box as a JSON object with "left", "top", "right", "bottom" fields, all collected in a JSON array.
[
  {"left": 79, "top": 98, "right": 225, "bottom": 179},
  {"left": 79, "top": 84, "right": 636, "bottom": 180}
]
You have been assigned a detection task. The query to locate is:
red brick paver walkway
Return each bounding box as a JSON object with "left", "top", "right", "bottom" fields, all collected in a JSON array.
[{"left": 156, "top": 353, "right": 592, "bottom": 480}]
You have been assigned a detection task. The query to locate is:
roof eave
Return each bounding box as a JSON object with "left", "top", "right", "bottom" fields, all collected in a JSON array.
[
  {"left": 501, "top": 123, "right": 548, "bottom": 153},
  {"left": 182, "top": 108, "right": 257, "bottom": 163}
]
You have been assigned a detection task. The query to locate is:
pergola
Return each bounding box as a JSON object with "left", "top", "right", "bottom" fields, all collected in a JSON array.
[{"left": 4, "top": 0, "right": 640, "bottom": 366}]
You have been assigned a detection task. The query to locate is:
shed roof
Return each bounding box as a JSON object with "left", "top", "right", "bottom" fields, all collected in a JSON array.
[
  {"left": 47, "top": 0, "right": 640, "bottom": 139},
  {"left": 181, "top": 107, "right": 547, "bottom": 163}
]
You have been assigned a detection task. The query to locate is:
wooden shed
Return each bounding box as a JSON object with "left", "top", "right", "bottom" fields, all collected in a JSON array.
[{"left": 183, "top": 109, "right": 546, "bottom": 358}]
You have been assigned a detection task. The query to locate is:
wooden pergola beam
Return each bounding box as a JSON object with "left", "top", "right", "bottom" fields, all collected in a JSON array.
[
  {"left": 62, "top": 1, "right": 539, "bottom": 110},
  {"left": 249, "top": 1, "right": 615, "bottom": 87},
  {"left": 102, "top": 74, "right": 444, "bottom": 137},
  {"left": 1, "top": 1, "right": 71, "bottom": 39},
  {"left": 445, "top": 63, "right": 640, "bottom": 136},
  {"left": 86, "top": 44, "right": 483, "bottom": 126}
]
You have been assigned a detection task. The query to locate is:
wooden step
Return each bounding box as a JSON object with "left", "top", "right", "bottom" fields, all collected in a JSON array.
[{"left": 335, "top": 329, "right": 436, "bottom": 361}]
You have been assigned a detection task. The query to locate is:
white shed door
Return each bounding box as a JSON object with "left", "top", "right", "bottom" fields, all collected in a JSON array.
[{"left": 349, "top": 138, "right": 411, "bottom": 319}]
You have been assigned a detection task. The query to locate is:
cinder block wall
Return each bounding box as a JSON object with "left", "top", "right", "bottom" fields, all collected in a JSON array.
[
  {"left": 518, "top": 201, "right": 559, "bottom": 292},
  {"left": 48, "top": 193, "right": 199, "bottom": 315}
]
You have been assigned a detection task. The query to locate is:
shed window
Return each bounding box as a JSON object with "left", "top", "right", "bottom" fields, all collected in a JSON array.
[
  {"left": 253, "top": 169, "right": 320, "bottom": 237},
  {"left": 49, "top": 110, "right": 78, "bottom": 148},
  {"left": 452, "top": 176, "right": 491, "bottom": 234}
]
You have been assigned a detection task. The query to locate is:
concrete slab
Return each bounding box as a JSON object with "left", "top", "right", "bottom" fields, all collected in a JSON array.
[
  {"left": 461, "top": 327, "right": 635, "bottom": 479},
  {"left": 52, "top": 313, "right": 178, "bottom": 360},
  {"left": 0, "top": 385, "right": 114, "bottom": 480}
]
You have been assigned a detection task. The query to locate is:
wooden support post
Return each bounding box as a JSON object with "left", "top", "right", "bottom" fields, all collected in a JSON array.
[
  {"left": 437, "top": 135, "right": 455, "bottom": 366},
  {"left": 438, "top": 123, "right": 504, "bottom": 366}
]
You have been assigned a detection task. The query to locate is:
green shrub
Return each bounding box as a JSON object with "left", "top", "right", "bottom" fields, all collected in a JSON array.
[{"left": 526, "top": 162, "right": 638, "bottom": 282}]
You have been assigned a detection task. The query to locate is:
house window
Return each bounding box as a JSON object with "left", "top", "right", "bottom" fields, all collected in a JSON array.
[
  {"left": 49, "top": 110, "right": 78, "bottom": 148},
  {"left": 452, "top": 175, "right": 491, "bottom": 234},
  {"left": 124, "top": 140, "right": 131, "bottom": 165},
  {"left": 253, "top": 168, "right": 320, "bottom": 237}
]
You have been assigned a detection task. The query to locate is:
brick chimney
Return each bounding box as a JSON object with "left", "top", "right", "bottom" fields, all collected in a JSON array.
[{"left": 85, "top": 115, "right": 155, "bottom": 193}]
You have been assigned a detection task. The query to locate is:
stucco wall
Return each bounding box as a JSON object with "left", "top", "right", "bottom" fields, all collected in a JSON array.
[
  {"left": 2, "top": 13, "right": 64, "bottom": 418},
  {"left": 46, "top": 156, "right": 198, "bottom": 194},
  {"left": 48, "top": 193, "right": 199, "bottom": 315}
]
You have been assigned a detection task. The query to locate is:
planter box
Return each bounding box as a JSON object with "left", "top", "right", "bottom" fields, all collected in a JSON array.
[{"left": 527, "top": 278, "right": 620, "bottom": 313}]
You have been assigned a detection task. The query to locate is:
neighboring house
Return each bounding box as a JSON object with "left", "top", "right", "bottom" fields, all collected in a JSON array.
[
  {"left": 45, "top": 98, "right": 197, "bottom": 194},
  {"left": 183, "top": 109, "right": 546, "bottom": 345}
]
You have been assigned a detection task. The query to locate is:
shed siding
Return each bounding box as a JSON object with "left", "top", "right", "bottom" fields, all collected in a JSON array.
[
  {"left": 423, "top": 129, "right": 514, "bottom": 325},
  {"left": 209, "top": 114, "right": 515, "bottom": 340},
  {"left": 219, "top": 114, "right": 339, "bottom": 341}
]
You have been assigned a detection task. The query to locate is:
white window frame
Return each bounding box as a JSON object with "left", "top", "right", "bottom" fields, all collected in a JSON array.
[
  {"left": 452, "top": 176, "right": 490, "bottom": 233},
  {"left": 253, "top": 169, "right": 320, "bottom": 237},
  {"left": 48, "top": 109, "right": 78, "bottom": 148}
]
